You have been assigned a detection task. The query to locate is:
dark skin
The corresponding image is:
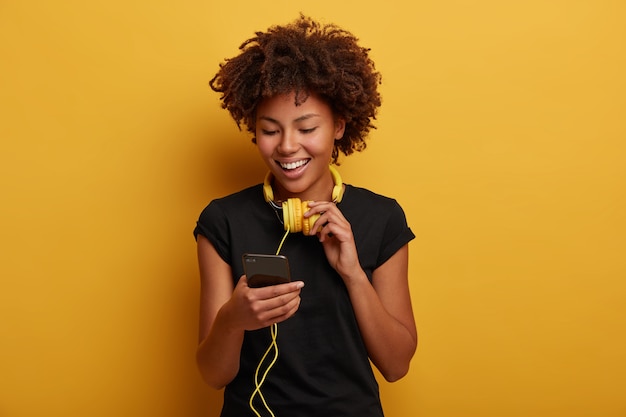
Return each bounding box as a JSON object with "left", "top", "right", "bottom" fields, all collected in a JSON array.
[{"left": 196, "top": 93, "right": 417, "bottom": 389}]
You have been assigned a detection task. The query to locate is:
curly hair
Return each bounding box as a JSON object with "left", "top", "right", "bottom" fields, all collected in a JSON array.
[{"left": 209, "top": 15, "right": 382, "bottom": 164}]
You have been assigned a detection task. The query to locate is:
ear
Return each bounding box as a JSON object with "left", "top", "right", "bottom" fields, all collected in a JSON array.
[{"left": 334, "top": 117, "right": 346, "bottom": 140}]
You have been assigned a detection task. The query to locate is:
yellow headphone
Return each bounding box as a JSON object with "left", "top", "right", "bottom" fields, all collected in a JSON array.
[{"left": 263, "top": 165, "right": 344, "bottom": 234}]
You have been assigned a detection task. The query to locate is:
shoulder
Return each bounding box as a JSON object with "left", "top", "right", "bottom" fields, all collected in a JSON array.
[
  {"left": 343, "top": 184, "right": 393, "bottom": 201},
  {"left": 195, "top": 184, "right": 266, "bottom": 229},
  {"left": 341, "top": 184, "right": 403, "bottom": 212},
  {"left": 340, "top": 184, "right": 411, "bottom": 231},
  {"left": 193, "top": 183, "right": 269, "bottom": 250},
  {"left": 208, "top": 184, "right": 263, "bottom": 207},
  {"left": 199, "top": 184, "right": 263, "bottom": 214},
  {"left": 341, "top": 184, "right": 414, "bottom": 270}
]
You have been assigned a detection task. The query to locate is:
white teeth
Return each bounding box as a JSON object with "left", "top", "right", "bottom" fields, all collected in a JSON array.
[{"left": 280, "top": 160, "right": 308, "bottom": 170}]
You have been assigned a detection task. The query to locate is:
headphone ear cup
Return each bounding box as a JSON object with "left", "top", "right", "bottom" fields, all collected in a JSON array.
[
  {"left": 292, "top": 199, "right": 302, "bottom": 233},
  {"left": 283, "top": 198, "right": 303, "bottom": 233},
  {"left": 302, "top": 201, "right": 311, "bottom": 235}
]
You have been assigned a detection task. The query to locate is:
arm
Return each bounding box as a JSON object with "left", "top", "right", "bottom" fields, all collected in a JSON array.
[
  {"left": 307, "top": 202, "right": 418, "bottom": 382},
  {"left": 344, "top": 245, "right": 417, "bottom": 382},
  {"left": 196, "top": 235, "right": 304, "bottom": 389}
]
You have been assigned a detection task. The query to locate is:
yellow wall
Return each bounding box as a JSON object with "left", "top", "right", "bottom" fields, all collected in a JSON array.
[{"left": 1, "top": 1, "right": 625, "bottom": 416}]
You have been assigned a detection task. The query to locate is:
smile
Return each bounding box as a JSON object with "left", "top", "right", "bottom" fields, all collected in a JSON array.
[{"left": 279, "top": 159, "right": 309, "bottom": 170}]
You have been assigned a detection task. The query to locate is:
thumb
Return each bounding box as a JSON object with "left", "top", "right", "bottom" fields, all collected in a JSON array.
[{"left": 237, "top": 274, "right": 249, "bottom": 288}]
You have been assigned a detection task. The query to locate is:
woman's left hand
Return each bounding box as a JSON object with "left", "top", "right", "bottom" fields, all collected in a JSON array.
[
  {"left": 305, "top": 201, "right": 360, "bottom": 280},
  {"left": 305, "top": 201, "right": 417, "bottom": 382}
]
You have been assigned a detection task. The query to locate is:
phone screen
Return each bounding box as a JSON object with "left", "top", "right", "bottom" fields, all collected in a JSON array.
[{"left": 242, "top": 253, "right": 291, "bottom": 288}]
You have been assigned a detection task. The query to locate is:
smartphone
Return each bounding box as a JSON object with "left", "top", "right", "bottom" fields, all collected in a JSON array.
[{"left": 242, "top": 253, "right": 291, "bottom": 288}]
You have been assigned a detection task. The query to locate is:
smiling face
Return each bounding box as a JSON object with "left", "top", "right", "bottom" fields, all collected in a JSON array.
[{"left": 255, "top": 92, "right": 345, "bottom": 202}]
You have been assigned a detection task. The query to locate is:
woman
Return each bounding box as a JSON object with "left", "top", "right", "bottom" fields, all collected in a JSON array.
[{"left": 194, "top": 15, "right": 417, "bottom": 417}]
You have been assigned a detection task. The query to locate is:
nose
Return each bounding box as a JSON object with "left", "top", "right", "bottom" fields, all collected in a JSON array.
[{"left": 277, "top": 129, "right": 299, "bottom": 155}]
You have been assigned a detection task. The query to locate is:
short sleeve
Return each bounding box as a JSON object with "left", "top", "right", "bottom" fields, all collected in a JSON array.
[
  {"left": 376, "top": 200, "right": 415, "bottom": 267},
  {"left": 193, "top": 200, "right": 232, "bottom": 265}
]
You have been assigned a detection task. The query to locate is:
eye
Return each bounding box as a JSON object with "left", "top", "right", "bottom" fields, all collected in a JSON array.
[
  {"left": 261, "top": 129, "right": 279, "bottom": 136},
  {"left": 300, "top": 127, "right": 317, "bottom": 134}
]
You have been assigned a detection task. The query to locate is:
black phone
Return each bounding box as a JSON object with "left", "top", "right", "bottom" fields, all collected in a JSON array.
[{"left": 242, "top": 253, "right": 291, "bottom": 288}]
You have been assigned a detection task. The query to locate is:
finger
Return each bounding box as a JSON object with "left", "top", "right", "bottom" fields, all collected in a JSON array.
[
  {"left": 311, "top": 210, "right": 344, "bottom": 236},
  {"left": 261, "top": 295, "right": 302, "bottom": 324},
  {"left": 317, "top": 217, "right": 353, "bottom": 242},
  {"left": 304, "top": 201, "right": 335, "bottom": 216},
  {"left": 308, "top": 208, "right": 332, "bottom": 233},
  {"left": 238, "top": 275, "right": 249, "bottom": 287},
  {"left": 253, "top": 289, "right": 301, "bottom": 323},
  {"left": 249, "top": 280, "right": 303, "bottom": 297},
  {"left": 252, "top": 284, "right": 303, "bottom": 312},
  {"left": 265, "top": 280, "right": 305, "bottom": 297}
]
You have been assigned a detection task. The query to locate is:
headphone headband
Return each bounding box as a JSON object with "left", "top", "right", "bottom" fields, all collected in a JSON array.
[{"left": 263, "top": 166, "right": 344, "bottom": 203}]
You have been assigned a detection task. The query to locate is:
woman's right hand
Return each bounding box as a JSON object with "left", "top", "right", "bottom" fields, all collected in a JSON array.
[
  {"left": 223, "top": 276, "right": 304, "bottom": 331},
  {"left": 196, "top": 235, "right": 303, "bottom": 388}
]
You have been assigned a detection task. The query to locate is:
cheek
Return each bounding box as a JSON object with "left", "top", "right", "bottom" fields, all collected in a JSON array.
[
  {"left": 305, "top": 134, "right": 335, "bottom": 157},
  {"left": 255, "top": 139, "right": 274, "bottom": 158}
]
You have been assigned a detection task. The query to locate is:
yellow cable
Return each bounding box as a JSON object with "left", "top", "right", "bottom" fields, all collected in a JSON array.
[
  {"left": 249, "top": 227, "right": 290, "bottom": 416},
  {"left": 249, "top": 323, "right": 279, "bottom": 417},
  {"left": 275, "top": 225, "right": 290, "bottom": 255}
]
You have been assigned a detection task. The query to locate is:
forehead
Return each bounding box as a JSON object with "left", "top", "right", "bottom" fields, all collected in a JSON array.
[{"left": 256, "top": 92, "right": 333, "bottom": 122}]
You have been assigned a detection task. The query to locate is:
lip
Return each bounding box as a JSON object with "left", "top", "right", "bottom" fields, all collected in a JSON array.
[{"left": 274, "top": 158, "right": 310, "bottom": 179}]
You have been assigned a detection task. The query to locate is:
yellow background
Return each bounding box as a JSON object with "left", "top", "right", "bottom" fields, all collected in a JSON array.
[{"left": 1, "top": 1, "right": 625, "bottom": 416}]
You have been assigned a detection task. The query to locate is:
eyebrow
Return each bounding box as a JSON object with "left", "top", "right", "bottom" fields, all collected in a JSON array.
[{"left": 258, "top": 113, "right": 321, "bottom": 124}]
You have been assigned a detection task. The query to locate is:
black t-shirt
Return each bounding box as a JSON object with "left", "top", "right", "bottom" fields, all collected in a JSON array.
[{"left": 194, "top": 184, "right": 415, "bottom": 417}]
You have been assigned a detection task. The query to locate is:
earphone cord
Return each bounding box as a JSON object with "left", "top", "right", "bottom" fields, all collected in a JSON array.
[
  {"left": 275, "top": 226, "right": 290, "bottom": 255},
  {"left": 249, "top": 226, "right": 291, "bottom": 417},
  {"left": 249, "top": 323, "right": 279, "bottom": 417}
]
